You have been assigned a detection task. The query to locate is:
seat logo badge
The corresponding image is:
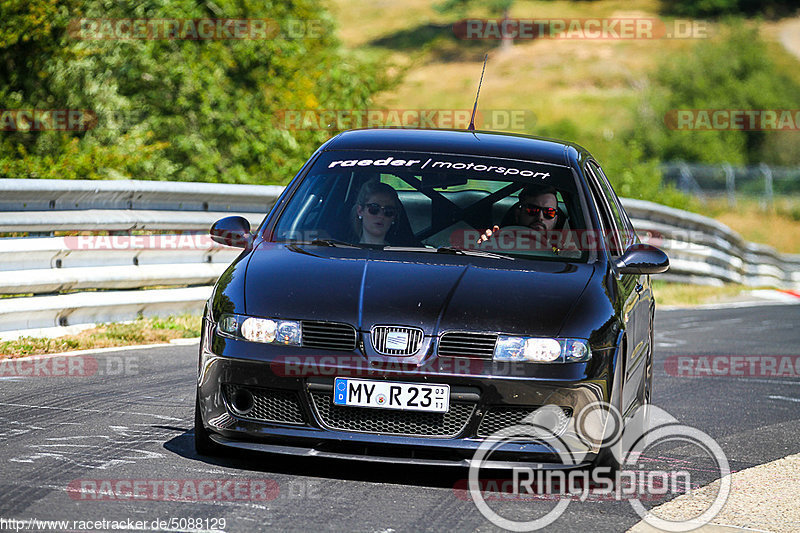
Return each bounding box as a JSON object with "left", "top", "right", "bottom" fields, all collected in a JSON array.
[{"left": 386, "top": 331, "right": 410, "bottom": 350}]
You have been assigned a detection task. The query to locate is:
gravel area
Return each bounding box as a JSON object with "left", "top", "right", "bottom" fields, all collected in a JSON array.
[{"left": 628, "top": 452, "right": 800, "bottom": 532}]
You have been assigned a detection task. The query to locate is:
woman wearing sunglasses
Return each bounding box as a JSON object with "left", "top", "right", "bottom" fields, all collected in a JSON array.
[{"left": 353, "top": 180, "right": 402, "bottom": 245}]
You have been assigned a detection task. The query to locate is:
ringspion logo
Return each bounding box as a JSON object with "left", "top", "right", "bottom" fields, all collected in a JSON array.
[
  {"left": 454, "top": 473, "right": 691, "bottom": 502},
  {"left": 467, "top": 403, "right": 730, "bottom": 531}
]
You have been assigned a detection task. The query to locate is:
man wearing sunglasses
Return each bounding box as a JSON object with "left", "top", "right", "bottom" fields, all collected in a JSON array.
[
  {"left": 515, "top": 185, "right": 560, "bottom": 233},
  {"left": 477, "top": 185, "right": 561, "bottom": 245}
]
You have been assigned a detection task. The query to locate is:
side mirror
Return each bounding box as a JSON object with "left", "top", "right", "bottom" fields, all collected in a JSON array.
[
  {"left": 614, "top": 243, "right": 669, "bottom": 274},
  {"left": 210, "top": 216, "right": 251, "bottom": 248}
]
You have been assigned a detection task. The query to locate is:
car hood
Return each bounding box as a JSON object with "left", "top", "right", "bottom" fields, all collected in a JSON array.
[{"left": 243, "top": 243, "right": 595, "bottom": 337}]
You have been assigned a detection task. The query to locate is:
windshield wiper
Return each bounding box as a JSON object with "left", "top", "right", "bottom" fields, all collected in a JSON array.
[
  {"left": 382, "top": 246, "right": 433, "bottom": 252},
  {"left": 308, "top": 239, "right": 361, "bottom": 248},
  {"left": 435, "top": 246, "right": 514, "bottom": 260}
]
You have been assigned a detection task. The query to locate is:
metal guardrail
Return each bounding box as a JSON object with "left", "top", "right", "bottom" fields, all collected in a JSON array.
[
  {"left": 0, "top": 179, "right": 282, "bottom": 339},
  {"left": 0, "top": 179, "right": 797, "bottom": 338},
  {"left": 622, "top": 199, "right": 800, "bottom": 288}
]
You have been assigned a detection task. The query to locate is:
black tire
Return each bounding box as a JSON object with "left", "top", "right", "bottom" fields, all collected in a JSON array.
[
  {"left": 645, "top": 320, "right": 654, "bottom": 407},
  {"left": 194, "top": 391, "right": 224, "bottom": 456},
  {"left": 592, "top": 415, "right": 623, "bottom": 477},
  {"left": 592, "top": 339, "right": 627, "bottom": 478},
  {"left": 638, "top": 323, "right": 655, "bottom": 444},
  {"left": 595, "top": 330, "right": 655, "bottom": 477}
]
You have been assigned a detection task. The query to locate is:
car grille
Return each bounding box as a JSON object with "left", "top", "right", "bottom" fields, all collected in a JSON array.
[
  {"left": 477, "top": 406, "right": 573, "bottom": 438},
  {"left": 438, "top": 332, "right": 497, "bottom": 359},
  {"left": 370, "top": 325, "right": 424, "bottom": 356},
  {"left": 309, "top": 391, "right": 475, "bottom": 438},
  {"left": 223, "top": 384, "right": 306, "bottom": 425},
  {"left": 301, "top": 321, "right": 357, "bottom": 351}
]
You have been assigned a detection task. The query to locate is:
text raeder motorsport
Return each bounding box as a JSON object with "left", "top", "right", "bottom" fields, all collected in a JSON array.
[{"left": 328, "top": 157, "right": 551, "bottom": 179}]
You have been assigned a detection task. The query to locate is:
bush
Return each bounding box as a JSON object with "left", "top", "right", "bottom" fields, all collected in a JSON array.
[{"left": 631, "top": 22, "right": 800, "bottom": 167}]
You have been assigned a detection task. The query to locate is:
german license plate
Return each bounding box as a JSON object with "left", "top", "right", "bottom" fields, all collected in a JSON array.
[{"left": 333, "top": 378, "right": 450, "bottom": 413}]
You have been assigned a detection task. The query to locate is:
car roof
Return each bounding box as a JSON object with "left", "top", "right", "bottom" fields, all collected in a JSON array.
[{"left": 322, "top": 128, "right": 589, "bottom": 167}]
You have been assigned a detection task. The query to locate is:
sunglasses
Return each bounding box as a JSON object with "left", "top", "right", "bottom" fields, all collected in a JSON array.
[
  {"left": 519, "top": 203, "right": 558, "bottom": 219},
  {"left": 363, "top": 202, "right": 397, "bottom": 218}
]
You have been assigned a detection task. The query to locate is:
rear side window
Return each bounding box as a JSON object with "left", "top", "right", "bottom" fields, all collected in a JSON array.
[
  {"left": 589, "top": 161, "right": 635, "bottom": 247},
  {"left": 584, "top": 162, "right": 624, "bottom": 256}
]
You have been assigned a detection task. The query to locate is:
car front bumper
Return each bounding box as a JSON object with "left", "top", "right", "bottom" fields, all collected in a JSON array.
[{"left": 197, "top": 319, "right": 617, "bottom": 467}]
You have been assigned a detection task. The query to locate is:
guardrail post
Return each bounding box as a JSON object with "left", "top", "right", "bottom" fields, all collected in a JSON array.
[
  {"left": 723, "top": 163, "right": 735, "bottom": 207},
  {"left": 678, "top": 162, "right": 703, "bottom": 200},
  {"left": 760, "top": 163, "right": 774, "bottom": 208}
]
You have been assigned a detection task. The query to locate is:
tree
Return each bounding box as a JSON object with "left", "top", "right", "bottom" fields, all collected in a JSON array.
[{"left": 0, "top": 0, "right": 395, "bottom": 183}]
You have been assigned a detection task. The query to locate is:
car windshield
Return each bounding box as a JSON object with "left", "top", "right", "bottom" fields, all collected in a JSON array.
[{"left": 271, "top": 150, "right": 591, "bottom": 262}]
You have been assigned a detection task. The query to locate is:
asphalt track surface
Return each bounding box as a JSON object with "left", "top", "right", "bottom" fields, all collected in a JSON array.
[{"left": 0, "top": 304, "right": 798, "bottom": 532}]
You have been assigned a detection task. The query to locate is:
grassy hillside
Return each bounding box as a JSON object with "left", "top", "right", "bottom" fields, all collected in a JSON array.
[
  {"left": 330, "top": 1, "right": 800, "bottom": 132},
  {"left": 330, "top": 0, "right": 693, "bottom": 141},
  {"left": 329, "top": 0, "right": 800, "bottom": 254}
]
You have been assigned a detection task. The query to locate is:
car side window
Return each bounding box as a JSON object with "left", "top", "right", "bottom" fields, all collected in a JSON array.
[
  {"left": 584, "top": 163, "right": 624, "bottom": 256},
  {"left": 590, "top": 162, "right": 636, "bottom": 247}
]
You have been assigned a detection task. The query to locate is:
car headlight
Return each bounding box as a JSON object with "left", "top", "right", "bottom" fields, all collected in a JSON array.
[
  {"left": 218, "top": 313, "right": 302, "bottom": 346},
  {"left": 493, "top": 336, "right": 591, "bottom": 363}
]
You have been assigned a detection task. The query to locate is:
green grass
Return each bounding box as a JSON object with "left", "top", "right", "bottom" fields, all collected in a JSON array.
[
  {"left": 652, "top": 281, "right": 757, "bottom": 307},
  {"left": 0, "top": 314, "right": 201, "bottom": 359}
]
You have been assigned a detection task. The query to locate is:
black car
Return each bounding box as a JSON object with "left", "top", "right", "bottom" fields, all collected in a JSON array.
[{"left": 194, "top": 128, "right": 669, "bottom": 469}]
